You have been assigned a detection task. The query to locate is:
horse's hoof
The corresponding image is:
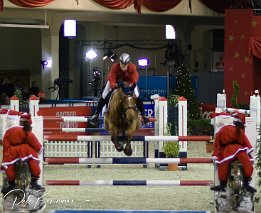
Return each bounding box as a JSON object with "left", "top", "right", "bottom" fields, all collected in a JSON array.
[
  {"left": 124, "top": 147, "right": 133, "bottom": 156},
  {"left": 115, "top": 144, "right": 124, "bottom": 152}
]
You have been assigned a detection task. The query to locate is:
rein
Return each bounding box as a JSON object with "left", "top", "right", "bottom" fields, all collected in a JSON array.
[
  {"left": 124, "top": 106, "right": 137, "bottom": 113},
  {"left": 121, "top": 95, "right": 137, "bottom": 113}
]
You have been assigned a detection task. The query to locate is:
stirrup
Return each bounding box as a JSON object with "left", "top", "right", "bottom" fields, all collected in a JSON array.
[
  {"left": 89, "top": 114, "right": 99, "bottom": 125},
  {"left": 142, "top": 116, "right": 149, "bottom": 124}
]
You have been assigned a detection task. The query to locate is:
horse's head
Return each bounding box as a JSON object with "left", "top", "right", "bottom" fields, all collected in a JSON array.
[
  {"left": 114, "top": 84, "right": 137, "bottom": 122},
  {"left": 117, "top": 84, "right": 136, "bottom": 108}
]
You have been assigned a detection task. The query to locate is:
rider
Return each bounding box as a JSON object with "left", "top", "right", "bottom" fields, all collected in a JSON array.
[
  {"left": 1, "top": 113, "right": 43, "bottom": 195},
  {"left": 89, "top": 53, "right": 149, "bottom": 125},
  {"left": 210, "top": 113, "right": 256, "bottom": 193}
]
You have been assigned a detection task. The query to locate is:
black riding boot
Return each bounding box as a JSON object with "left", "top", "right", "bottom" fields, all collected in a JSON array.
[
  {"left": 243, "top": 177, "right": 257, "bottom": 193},
  {"left": 89, "top": 98, "right": 107, "bottom": 125},
  {"left": 210, "top": 181, "right": 227, "bottom": 191},
  {"left": 30, "top": 177, "right": 42, "bottom": 190},
  {"left": 1, "top": 180, "right": 16, "bottom": 195},
  {"left": 136, "top": 96, "right": 149, "bottom": 124}
]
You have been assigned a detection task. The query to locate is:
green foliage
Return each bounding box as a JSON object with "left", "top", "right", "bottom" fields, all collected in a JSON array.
[
  {"left": 167, "top": 95, "right": 179, "bottom": 135},
  {"left": 163, "top": 124, "right": 180, "bottom": 158},
  {"left": 238, "top": 103, "right": 249, "bottom": 110},
  {"left": 163, "top": 142, "right": 179, "bottom": 158},
  {"left": 188, "top": 118, "right": 213, "bottom": 136},
  {"left": 231, "top": 81, "right": 240, "bottom": 108},
  {"left": 168, "top": 94, "right": 179, "bottom": 106},
  {"left": 14, "top": 89, "right": 27, "bottom": 105},
  {"left": 174, "top": 64, "right": 200, "bottom": 119}
]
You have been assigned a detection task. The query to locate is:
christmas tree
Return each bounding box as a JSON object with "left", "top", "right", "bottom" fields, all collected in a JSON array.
[{"left": 174, "top": 64, "right": 200, "bottom": 119}]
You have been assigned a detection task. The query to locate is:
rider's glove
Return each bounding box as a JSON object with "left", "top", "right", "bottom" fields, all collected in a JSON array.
[{"left": 116, "top": 80, "right": 124, "bottom": 89}]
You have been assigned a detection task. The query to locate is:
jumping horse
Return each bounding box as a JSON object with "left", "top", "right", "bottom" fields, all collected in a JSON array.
[{"left": 104, "top": 83, "right": 141, "bottom": 156}]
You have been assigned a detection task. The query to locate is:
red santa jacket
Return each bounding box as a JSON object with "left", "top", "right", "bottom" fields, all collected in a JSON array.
[
  {"left": 108, "top": 63, "right": 138, "bottom": 89},
  {"left": 212, "top": 124, "right": 254, "bottom": 164},
  {"left": 2, "top": 126, "right": 42, "bottom": 169}
]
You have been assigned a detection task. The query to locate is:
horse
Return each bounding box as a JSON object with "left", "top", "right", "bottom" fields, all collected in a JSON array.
[{"left": 104, "top": 83, "right": 141, "bottom": 156}]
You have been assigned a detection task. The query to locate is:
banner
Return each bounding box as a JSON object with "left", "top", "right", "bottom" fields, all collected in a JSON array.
[
  {"left": 39, "top": 106, "right": 92, "bottom": 135},
  {"left": 138, "top": 75, "right": 198, "bottom": 101}
]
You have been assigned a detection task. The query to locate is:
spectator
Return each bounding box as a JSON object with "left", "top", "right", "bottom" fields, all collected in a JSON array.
[
  {"left": 210, "top": 113, "right": 256, "bottom": 193},
  {"left": 29, "top": 81, "right": 40, "bottom": 97},
  {"left": 1, "top": 113, "right": 43, "bottom": 195},
  {"left": 0, "top": 93, "right": 10, "bottom": 105},
  {"left": 2, "top": 76, "right": 15, "bottom": 98}
]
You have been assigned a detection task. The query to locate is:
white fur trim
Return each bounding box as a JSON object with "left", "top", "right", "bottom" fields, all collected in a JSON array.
[
  {"left": 2, "top": 155, "right": 40, "bottom": 169},
  {"left": 215, "top": 147, "right": 252, "bottom": 164}
]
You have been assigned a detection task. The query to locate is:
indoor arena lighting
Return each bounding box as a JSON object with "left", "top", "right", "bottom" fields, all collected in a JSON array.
[
  {"left": 85, "top": 49, "right": 97, "bottom": 60},
  {"left": 64, "top": 20, "right": 76, "bottom": 37},
  {"left": 165, "top": 25, "right": 176, "bottom": 39},
  {"left": 138, "top": 58, "right": 149, "bottom": 67}
]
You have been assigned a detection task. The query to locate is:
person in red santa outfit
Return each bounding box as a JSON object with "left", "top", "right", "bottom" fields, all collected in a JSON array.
[
  {"left": 211, "top": 113, "right": 256, "bottom": 193},
  {"left": 1, "top": 112, "right": 43, "bottom": 195}
]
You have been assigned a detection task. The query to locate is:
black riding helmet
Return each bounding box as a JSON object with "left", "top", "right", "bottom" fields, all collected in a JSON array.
[
  {"left": 119, "top": 53, "right": 131, "bottom": 65},
  {"left": 231, "top": 112, "right": 244, "bottom": 129}
]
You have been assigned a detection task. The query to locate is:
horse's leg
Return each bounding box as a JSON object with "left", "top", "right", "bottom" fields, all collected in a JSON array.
[
  {"left": 110, "top": 126, "right": 123, "bottom": 152},
  {"left": 123, "top": 125, "right": 136, "bottom": 156},
  {"left": 124, "top": 114, "right": 140, "bottom": 156},
  {"left": 123, "top": 135, "right": 132, "bottom": 156}
]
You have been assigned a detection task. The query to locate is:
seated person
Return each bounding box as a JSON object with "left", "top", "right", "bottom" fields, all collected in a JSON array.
[
  {"left": 1, "top": 113, "right": 43, "bottom": 195},
  {"left": 89, "top": 53, "right": 149, "bottom": 125},
  {"left": 211, "top": 113, "right": 256, "bottom": 193}
]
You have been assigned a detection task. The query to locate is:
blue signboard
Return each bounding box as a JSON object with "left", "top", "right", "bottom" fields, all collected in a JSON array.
[
  {"left": 138, "top": 76, "right": 167, "bottom": 101},
  {"left": 143, "top": 103, "right": 154, "bottom": 128},
  {"left": 138, "top": 75, "right": 198, "bottom": 101}
]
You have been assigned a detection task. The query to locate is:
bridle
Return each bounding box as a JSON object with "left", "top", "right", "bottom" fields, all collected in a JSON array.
[{"left": 122, "top": 95, "right": 137, "bottom": 113}]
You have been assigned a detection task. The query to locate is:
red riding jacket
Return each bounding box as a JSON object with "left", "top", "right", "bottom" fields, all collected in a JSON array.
[{"left": 108, "top": 63, "right": 139, "bottom": 89}]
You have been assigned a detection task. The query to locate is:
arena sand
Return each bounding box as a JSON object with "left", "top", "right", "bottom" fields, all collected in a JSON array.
[{"left": 1, "top": 142, "right": 261, "bottom": 213}]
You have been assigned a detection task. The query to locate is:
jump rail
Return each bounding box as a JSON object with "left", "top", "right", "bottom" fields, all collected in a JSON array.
[
  {"left": 44, "top": 157, "right": 213, "bottom": 164},
  {"left": 44, "top": 135, "right": 212, "bottom": 142},
  {"left": 46, "top": 180, "right": 213, "bottom": 186},
  {"left": 223, "top": 107, "right": 250, "bottom": 114},
  {"left": 49, "top": 210, "right": 211, "bottom": 213},
  {"left": 43, "top": 116, "right": 157, "bottom": 123},
  {"left": 43, "top": 128, "right": 153, "bottom": 133}
]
